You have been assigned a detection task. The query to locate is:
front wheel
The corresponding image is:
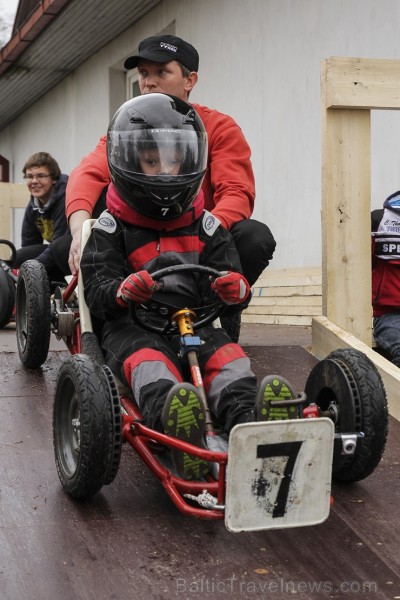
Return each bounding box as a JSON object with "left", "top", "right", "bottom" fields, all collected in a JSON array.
[
  {"left": 305, "top": 348, "right": 388, "bottom": 483},
  {"left": 53, "top": 354, "right": 122, "bottom": 499},
  {"left": 16, "top": 260, "right": 51, "bottom": 368}
]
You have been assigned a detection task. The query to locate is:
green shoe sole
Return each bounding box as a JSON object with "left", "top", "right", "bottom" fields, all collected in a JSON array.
[
  {"left": 162, "top": 383, "right": 210, "bottom": 480},
  {"left": 256, "top": 375, "right": 299, "bottom": 421}
]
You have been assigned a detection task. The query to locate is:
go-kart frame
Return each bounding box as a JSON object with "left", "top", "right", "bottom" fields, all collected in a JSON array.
[{"left": 8, "top": 222, "right": 389, "bottom": 532}]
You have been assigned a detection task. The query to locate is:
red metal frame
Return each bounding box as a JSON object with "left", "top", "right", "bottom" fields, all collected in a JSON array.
[
  {"left": 121, "top": 393, "right": 227, "bottom": 519},
  {"left": 59, "top": 274, "right": 228, "bottom": 519}
]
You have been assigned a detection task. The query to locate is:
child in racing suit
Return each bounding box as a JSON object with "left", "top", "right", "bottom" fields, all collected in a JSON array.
[
  {"left": 80, "top": 93, "right": 296, "bottom": 480},
  {"left": 372, "top": 190, "right": 400, "bottom": 366}
]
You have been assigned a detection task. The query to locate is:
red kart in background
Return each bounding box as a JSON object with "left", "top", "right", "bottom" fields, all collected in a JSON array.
[{"left": 0, "top": 240, "right": 18, "bottom": 328}]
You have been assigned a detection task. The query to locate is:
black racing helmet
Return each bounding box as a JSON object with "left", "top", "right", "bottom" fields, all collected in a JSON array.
[{"left": 107, "top": 93, "right": 208, "bottom": 220}]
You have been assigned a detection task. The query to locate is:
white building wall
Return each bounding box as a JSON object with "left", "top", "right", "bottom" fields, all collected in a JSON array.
[{"left": 2, "top": 0, "right": 400, "bottom": 264}]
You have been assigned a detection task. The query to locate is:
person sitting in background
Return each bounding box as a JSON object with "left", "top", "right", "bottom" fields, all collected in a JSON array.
[
  {"left": 372, "top": 190, "right": 400, "bottom": 367},
  {"left": 12, "top": 152, "right": 70, "bottom": 281},
  {"left": 66, "top": 34, "right": 276, "bottom": 342}
]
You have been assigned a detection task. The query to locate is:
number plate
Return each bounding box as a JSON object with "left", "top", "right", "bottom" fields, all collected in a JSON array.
[{"left": 225, "top": 418, "right": 334, "bottom": 533}]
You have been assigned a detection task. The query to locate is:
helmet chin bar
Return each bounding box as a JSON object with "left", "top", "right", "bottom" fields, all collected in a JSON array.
[
  {"left": 150, "top": 189, "right": 185, "bottom": 216},
  {"left": 151, "top": 189, "right": 183, "bottom": 204}
]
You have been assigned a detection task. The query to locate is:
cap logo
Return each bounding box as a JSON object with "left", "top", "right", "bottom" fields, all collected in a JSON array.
[{"left": 160, "top": 42, "right": 177, "bottom": 53}]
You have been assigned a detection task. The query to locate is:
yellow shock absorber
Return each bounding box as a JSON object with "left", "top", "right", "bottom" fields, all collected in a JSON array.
[{"left": 171, "top": 308, "right": 214, "bottom": 434}]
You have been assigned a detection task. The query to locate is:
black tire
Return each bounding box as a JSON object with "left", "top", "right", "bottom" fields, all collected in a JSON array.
[
  {"left": 304, "top": 348, "right": 388, "bottom": 483},
  {"left": 0, "top": 267, "right": 15, "bottom": 328},
  {"left": 81, "top": 331, "right": 106, "bottom": 365},
  {"left": 16, "top": 260, "right": 51, "bottom": 368},
  {"left": 53, "top": 354, "right": 122, "bottom": 499}
]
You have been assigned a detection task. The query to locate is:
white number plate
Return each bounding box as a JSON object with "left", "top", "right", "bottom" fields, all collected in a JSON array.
[{"left": 225, "top": 418, "right": 334, "bottom": 533}]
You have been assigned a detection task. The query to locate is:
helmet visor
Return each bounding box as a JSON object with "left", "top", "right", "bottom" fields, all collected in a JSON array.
[{"left": 108, "top": 128, "right": 208, "bottom": 178}]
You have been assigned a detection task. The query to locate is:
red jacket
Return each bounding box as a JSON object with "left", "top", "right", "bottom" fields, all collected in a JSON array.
[{"left": 66, "top": 103, "right": 255, "bottom": 230}]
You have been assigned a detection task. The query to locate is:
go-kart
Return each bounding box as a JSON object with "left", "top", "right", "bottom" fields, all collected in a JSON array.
[
  {"left": 0, "top": 240, "right": 18, "bottom": 328},
  {"left": 14, "top": 221, "right": 388, "bottom": 532}
]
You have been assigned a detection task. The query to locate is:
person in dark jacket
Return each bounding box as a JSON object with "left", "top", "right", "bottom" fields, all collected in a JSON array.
[
  {"left": 80, "top": 94, "right": 296, "bottom": 481},
  {"left": 14, "top": 152, "right": 70, "bottom": 280},
  {"left": 372, "top": 191, "right": 400, "bottom": 366}
]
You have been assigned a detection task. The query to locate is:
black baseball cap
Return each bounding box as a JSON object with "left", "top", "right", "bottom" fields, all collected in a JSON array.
[{"left": 124, "top": 34, "right": 199, "bottom": 72}]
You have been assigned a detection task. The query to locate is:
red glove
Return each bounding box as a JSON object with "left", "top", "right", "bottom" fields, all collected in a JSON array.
[
  {"left": 116, "top": 270, "right": 158, "bottom": 305},
  {"left": 211, "top": 271, "right": 250, "bottom": 305}
]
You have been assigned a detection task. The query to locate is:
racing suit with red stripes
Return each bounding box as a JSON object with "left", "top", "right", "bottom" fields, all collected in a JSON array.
[
  {"left": 80, "top": 185, "right": 257, "bottom": 433},
  {"left": 66, "top": 103, "right": 276, "bottom": 286}
]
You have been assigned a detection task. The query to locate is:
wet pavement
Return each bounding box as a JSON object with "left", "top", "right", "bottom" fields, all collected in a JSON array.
[{"left": 0, "top": 323, "right": 399, "bottom": 600}]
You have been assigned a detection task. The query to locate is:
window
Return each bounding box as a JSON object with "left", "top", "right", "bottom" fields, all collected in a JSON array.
[{"left": 126, "top": 71, "right": 140, "bottom": 100}]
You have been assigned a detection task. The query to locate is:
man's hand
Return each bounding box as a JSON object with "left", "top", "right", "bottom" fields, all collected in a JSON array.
[
  {"left": 68, "top": 210, "right": 91, "bottom": 275},
  {"left": 116, "top": 270, "right": 159, "bottom": 305},
  {"left": 68, "top": 232, "right": 81, "bottom": 275},
  {"left": 211, "top": 271, "right": 250, "bottom": 305}
]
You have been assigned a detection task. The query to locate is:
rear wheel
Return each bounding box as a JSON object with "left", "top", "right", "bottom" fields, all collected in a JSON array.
[
  {"left": 16, "top": 260, "right": 51, "bottom": 368},
  {"left": 0, "top": 267, "right": 15, "bottom": 328},
  {"left": 305, "top": 348, "right": 388, "bottom": 483},
  {"left": 53, "top": 354, "right": 122, "bottom": 499}
]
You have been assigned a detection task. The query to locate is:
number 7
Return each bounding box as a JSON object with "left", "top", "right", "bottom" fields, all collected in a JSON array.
[{"left": 256, "top": 441, "right": 303, "bottom": 518}]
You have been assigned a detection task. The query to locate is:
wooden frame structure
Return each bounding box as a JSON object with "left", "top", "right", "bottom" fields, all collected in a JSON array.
[
  {"left": 313, "top": 57, "right": 400, "bottom": 419},
  {"left": 0, "top": 182, "right": 26, "bottom": 257}
]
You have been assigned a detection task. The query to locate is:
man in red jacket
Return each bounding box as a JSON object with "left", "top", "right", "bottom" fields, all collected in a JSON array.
[{"left": 66, "top": 34, "right": 276, "bottom": 341}]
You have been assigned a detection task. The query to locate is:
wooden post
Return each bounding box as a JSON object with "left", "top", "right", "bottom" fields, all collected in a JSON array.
[
  {"left": 322, "top": 104, "right": 371, "bottom": 345},
  {"left": 0, "top": 182, "right": 27, "bottom": 258}
]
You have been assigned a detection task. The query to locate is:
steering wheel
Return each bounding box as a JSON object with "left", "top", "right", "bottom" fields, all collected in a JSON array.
[{"left": 130, "top": 264, "right": 224, "bottom": 335}]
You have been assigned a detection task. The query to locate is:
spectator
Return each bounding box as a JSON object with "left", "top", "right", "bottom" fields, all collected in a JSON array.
[{"left": 13, "top": 151, "right": 70, "bottom": 281}]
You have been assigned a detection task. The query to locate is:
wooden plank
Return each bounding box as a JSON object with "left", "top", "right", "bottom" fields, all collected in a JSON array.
[
  {"left": 324, "top": 57, "right": 400, "bottom": 110},
  {"left": 249, "top": 300, "right": 322, "bottom": 311},
  {"left": 246, "top": 307, "right": 320, "bottom": 325},
  {"left": 0, "top": 185, "right": 12, "bottom": 242},
  {"left": 244, "top": 266, "right": 323, "bottom": 325},
  {"left": 321, "top": 95, "right": 372, "bottom": 345},
  {"left": 252, "top": 285, "right": 322, "bottom": 297},
  {"left": 256, "top": 265, "right": 322, "bottom": 277},
  {"left": 256, "top": 266, "right": 321, "bottom": 275},
  {"left": 242, "top": 314, "right": 313, "bottom": 326},
  {"left": 0, "top": 182, "right": 27, "bottom": 243},
  {"left": 0, "top": 182, "right": 27, "bottom": 208},
  {"left": 255, "top": 272, "right": 322, "bottom": 288},
  {"left": 311, "top": 316, "right": 400, "bottom": 421}
]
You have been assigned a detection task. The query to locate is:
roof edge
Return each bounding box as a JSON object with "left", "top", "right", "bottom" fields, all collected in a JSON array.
[{"left": 0, "top": 0, "right": 71, "bottom": 77}]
